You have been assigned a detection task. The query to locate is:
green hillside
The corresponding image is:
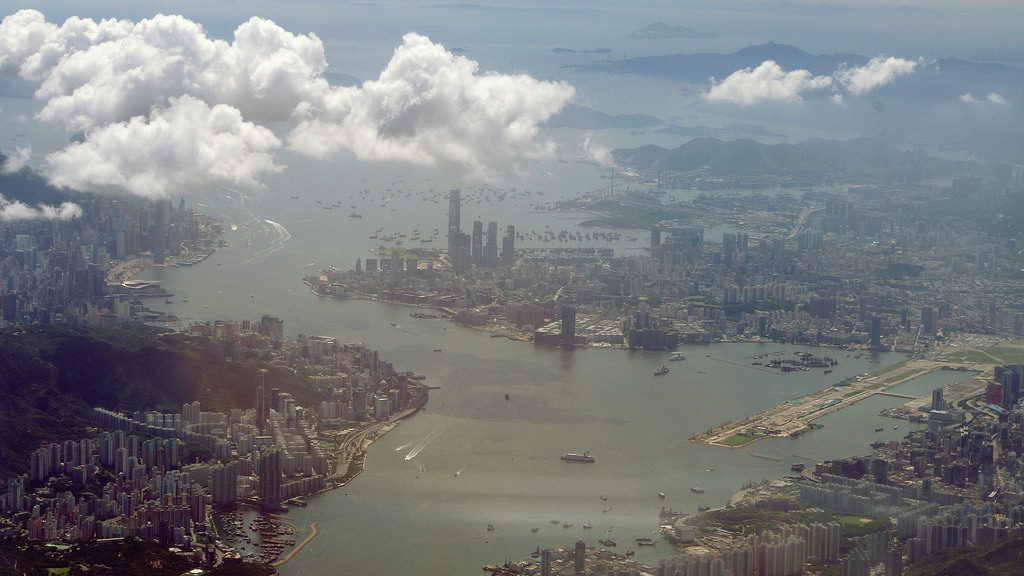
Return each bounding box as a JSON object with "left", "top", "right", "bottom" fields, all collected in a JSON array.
[{"left": 0, "top": 324, "right": 317, "bottom": 480}]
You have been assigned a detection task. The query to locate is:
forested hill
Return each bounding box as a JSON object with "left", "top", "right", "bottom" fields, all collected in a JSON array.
[{"left": 0, "top": 325, "right": 314, "bottom": 480}]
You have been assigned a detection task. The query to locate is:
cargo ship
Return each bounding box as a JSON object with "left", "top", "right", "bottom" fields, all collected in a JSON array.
[{"left": 561, "top": 452, "right": 595, "bottom": 463}]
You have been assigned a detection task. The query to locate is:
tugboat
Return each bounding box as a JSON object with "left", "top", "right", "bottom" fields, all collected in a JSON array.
[{"left": 654, "top": 366, "right": 669, "bottom": 376}]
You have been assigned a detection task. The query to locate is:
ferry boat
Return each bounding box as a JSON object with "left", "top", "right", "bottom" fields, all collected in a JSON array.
[
  {"left": 654, "top": 366, "right": 669, "bottom": 376},
  {"left": 690, "top": 486, "right": 705, "bottom": 493},
  {"left": 561, "top": 452, "right": 595, "bottom": 463},
  {"left": 669, "top": 353, "right": 686, "bottom": 362}
]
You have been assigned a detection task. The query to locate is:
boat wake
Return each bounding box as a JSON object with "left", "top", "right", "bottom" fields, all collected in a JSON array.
[
  {"left": 394, "top": 442, "right": 413, "bottom": 452},
  {"left": 405, "top": 429, "right": 442, "bottom": 460},
  {"left": 213, "top": 188, "right": 291, "bottom": 267}
]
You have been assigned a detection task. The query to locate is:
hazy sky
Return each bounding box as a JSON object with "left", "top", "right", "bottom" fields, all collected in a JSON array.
[{"left": 0, "top": 1, "right": 1020, "bottom": 206}]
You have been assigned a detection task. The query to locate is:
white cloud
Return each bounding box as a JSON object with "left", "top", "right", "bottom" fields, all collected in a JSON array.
[
  {"left": 704, "top": 61, "right": 832, "bottom": 106},
  {"left": 287, "top": 33, "right": 574, "bottom": 180},
  {"left": 961, "top": 92, "right": 1010, "bottom": 105},
  {"left": 44, "top": 96, "right": 282, "bottom": 199},
  {"left": 986, "top": 92, "right": 1007, "bottom": 104},
  {"left": 15, "top": 12, "right": 328, "bottom": 131},
  {"left": 1, "top": 146, "right": 31, "bottom": 173},
  {"left": 580, "top": 133, "right": 613, "bottom": 167},
  {"left": 0, "top": 10, "right": 576, "bottom": 196},
  {"left": 835, "top": 56, "right": 918, "bottom": 95},
  {"left": 0, "top": 194, "right": 81, "bottom": 221}
]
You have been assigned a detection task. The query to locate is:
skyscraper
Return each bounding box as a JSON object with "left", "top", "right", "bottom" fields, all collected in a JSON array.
[
  {"left": 255, "top": 447, "right": 281, "bottom": 510},
  {"left": 921, "top": 306, "right": 936, "bottom": 335},
  {"left": 502, "top": 225, "right": 515, "bottom": 263},
  {"left": 485, "top": 221, "right": 498, "bottom": 266},
  {"left": 472, "top": 220, "right": 483, "bottom": 265},
  {"left": 574, "top": 539, "right": 586, "bottom": 574},
  {"left": 561, "top": 305, "right": 576, "bottom": 350},
  {"left": 447, "top": 189, "right": 461, "bottom": 255},
  {"left": 256, "top": 369, "right": 267, "bottom": 434},
  {"left": 870, "top": 316, "right": 883, "bottom": 349}
]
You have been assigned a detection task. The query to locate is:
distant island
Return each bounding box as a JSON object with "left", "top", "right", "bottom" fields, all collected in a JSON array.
[
  {"left": 544, "top": 104, "right": 662, "bottom": 130},
  {"left": 627, "top": 22, "right": 719, "bottom": 40},
  {"left": 551, "top": 47, "right": 612, "bottom": 54}
]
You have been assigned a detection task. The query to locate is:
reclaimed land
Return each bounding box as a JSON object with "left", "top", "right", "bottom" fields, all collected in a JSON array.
[{"left": 691, "top": 350, "right": 1002, "bottom": 448}]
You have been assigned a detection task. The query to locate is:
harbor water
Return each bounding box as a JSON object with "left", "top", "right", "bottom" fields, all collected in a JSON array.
[{"left": 131, "top": 182, "right": 973, "bottom": 574}]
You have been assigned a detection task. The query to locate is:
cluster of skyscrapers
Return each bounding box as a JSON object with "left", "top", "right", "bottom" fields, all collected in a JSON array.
[
  {"left": 446, "top": 189, "right": 515, "bottom": 273},
  {"left": 0, "top": 195, "right": 218, "bottom": 326}
]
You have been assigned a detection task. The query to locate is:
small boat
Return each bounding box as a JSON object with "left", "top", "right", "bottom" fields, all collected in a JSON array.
[
  {"left": 691, "top": 487, "right": 705, "bottom": 493},
  {"left": 551, "top": 520, "right": 560, "bottom": 524},
  {"left": 531, "top": 527, "right": 539, "bottom": 533},
  {"left": 874, "top": 428, "right": 883, "bottom": 432},
  {"left": 654, "top": 366, "right": 669, "bottom": 376},
  {"left": 670, "top": 353, "right": 686, "bottom": 362},
  {"left": 562, "top": 522, "right": 573, "bottom": 528},
  {"left": 658, "top": 492, "right": 666, "bottom": 499},
  {"left": 583, "top": 522, "right": 593, "bottom": 529},
  {"left": 433, "top": 349, "right": 442, "bottom": 352},
  {"left": 561, "top": 452, "right": 595, "bottom": 463},
  {"left": 486, "top": 524, "right": 495, "bottom": 531},
  {"left": 505, "top": 394, "right": 509, "bottom": 401}
]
